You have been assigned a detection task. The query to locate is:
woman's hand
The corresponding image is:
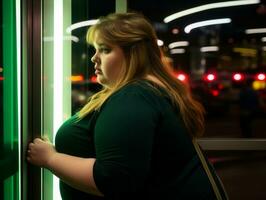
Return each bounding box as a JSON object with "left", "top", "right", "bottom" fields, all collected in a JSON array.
[{"left": 27, "top": 136, "right": 57, "bottom": 168}]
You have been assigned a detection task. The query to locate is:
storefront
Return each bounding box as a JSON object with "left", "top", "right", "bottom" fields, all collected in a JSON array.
[{"left": 1, "top": 0, "right": 265, "bottom": 199}]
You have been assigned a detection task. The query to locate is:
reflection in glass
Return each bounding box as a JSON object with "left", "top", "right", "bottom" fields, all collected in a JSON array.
[
  {"left": 207, "top": 151, "right": 266, "bottom": 199},
  {"left": 128, "top": 0, "right": 266, "bottom": 138},
  {"left": 1, "top": 0, "right": 20, "bottom": 199}
]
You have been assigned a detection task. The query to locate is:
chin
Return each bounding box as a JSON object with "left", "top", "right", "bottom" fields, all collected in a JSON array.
[{"left": 97, "top": 77, "right": 107, "bottom": 86}]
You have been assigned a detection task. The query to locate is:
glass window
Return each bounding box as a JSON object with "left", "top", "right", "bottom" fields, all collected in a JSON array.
[
  {"left": 128, "top": 0, "right": 266, "bottom": 138},
  {"left": 41, "top": 1, "right": 265, "bottom": 200},
  {"left": 206, "top": 151, "right": 266, "bottom": 199},
  {"left": 0, "top": 0, "right": 3, "bottom": 194},
  {"left": 0, "top": 0, "right": 3, "bottom": 155},
  {"left": 0, "top": 0, "right": 20, "bottom": 199},
  {"left": 70, "top": 0, "right": 115, "bottom": 113},
  {"left": 43, "top": 1, "right": 116, "bottom": 199}
]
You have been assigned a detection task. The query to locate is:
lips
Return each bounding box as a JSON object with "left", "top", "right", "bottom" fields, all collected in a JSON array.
[{"left": 95, "top": 68, "right": 102, "bottom": 75}]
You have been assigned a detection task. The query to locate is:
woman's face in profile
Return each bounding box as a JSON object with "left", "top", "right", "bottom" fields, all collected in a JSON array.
[{"left": 91, "top": 33, "right": 125, "bottom": 87}]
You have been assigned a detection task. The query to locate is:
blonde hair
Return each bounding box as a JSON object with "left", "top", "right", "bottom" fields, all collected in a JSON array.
[{"left": 78, "top": 12, "right": 205, "bottom": 137}]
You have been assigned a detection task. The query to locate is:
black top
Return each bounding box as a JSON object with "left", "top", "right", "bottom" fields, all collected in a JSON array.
[{"left": 55, "top": 80, "right": 216, "bottom": 200}]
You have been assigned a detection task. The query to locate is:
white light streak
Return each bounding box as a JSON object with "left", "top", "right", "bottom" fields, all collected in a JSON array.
[
  {"left": 170, "top": 49, "right": 186, "bottom": 54},
  {"left": 66, "top": 20, "right": 99, "bottom": 33},
  {"left": 200, "top": 46, "right": 219, "bottom": 52},
  {"left": 245, "top": 28, "right": 266, "bottom": 34},
  {"left": 168, "top": 41, "right": 189, "bottom": 49},
  {"left": 184, "top": 18, "right": 231, "bottom": 33},
  {"left": 43, "top": 35, "right": 79, "bottom": 43},
  {"left": 164, "top": 0, "right": 260, "bottom": 23}
]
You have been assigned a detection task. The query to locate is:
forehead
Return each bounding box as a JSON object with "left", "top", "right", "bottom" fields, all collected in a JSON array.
[
  {"left": 92, "top": 31, "right": 111, "bottom": 46},
  {"left": 93, "top": 31, "right": 102, "bottom": 43}
]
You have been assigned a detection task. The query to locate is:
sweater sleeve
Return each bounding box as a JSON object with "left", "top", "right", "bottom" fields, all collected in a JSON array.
[{"left": 93, "top": 89, "right": 159, "bottom": 198}]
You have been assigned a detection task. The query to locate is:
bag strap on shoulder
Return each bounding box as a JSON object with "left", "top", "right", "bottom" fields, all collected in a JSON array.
[{"left": 192, "top": 139, "right": 228, "bottom": 200}]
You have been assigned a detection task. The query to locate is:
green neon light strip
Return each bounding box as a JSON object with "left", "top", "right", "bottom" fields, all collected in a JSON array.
[
  {"left": 16, "top": 0, "right": 21, "bottom": 199},
  {"left": 3, "top": 0, "right": 19, "bottom": 199}
]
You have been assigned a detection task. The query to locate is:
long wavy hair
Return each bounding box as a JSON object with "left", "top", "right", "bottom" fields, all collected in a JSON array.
[{"left": 78, "top": 12, "right": 205, "bottom": 137}]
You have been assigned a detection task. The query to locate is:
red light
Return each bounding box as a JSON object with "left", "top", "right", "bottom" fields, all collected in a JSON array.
[
  {"left": 256, "top": 73, "right": 265, "bottom": 81},
  {"left": 90, "top": 75, "right": 97, "bottom": 83},
  {"left": 0, "top": 76, "right": 3, "bottom": 81},
  {"left": 207, "top": 74, "right": 215, "bottom": 81},
  {"left": 204, "top": 73, "right": 216, "bottom": 82},
  {"left": 177, "top": 74, "right": 186, "bottom": 81},
  {"left": 232, "top": 73, "right": 244, "bottom": 81},
  {"left": 173, "top": 71, "right": 188, "bottom": 82},
  {"left": 211, "top": 89, "right": 219, "bottom": 96}
]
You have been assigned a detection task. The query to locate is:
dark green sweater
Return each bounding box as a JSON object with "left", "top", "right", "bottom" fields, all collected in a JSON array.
[{"left": 55, "top": 80, "right": 217, "bottom": 200}]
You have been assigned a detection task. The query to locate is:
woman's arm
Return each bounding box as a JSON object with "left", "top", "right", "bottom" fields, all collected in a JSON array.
[{"left": 27, "top": 138, "right": 103, "bottom": 196}]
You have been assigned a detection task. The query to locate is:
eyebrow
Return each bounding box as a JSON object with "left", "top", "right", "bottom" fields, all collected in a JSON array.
[
  {"left": 94, "top": 41, "right": 107, "bottom": 47},
  {"left": 93, "top": 44, "right": 106, "bottom": 50},
  {"left": 94, "top": 40, "right": 113, "bottom": 48}
]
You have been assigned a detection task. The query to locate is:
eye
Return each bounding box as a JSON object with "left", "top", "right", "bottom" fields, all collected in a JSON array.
[{"left": 99, "top": 47, "right": 111, "bottom": 53}]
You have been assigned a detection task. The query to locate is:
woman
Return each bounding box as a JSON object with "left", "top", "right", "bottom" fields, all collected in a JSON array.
[{"left": 27, "top": 12, "right": 226, "bottom": 199}]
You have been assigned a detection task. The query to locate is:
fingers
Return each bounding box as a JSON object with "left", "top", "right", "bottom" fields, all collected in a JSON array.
[
  {"left": 27, "top": 138, "right": 42, "bottom": 160},
  {"left": 26, "top": 146, "right": 32, "bottom": 162},
  {"left": 27, "top": 143, "right": 34, "bottom": 154},
  {"left": 26, "top": 140, "right": 40, "bottom": 164},
  {"left": 32, "top": 136, "right": 50, "bottom": 144},
  {"left": 28, "top": 142, "right": 34, "bottom": 148},
  {"left": 41, "top": 135, "right": 50, "bottom": 142},
  {"left": 32, "top": 138, "right": 41, "bottom": 144}
]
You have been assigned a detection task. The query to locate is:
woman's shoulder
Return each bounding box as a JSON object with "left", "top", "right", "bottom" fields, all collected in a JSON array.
[
  {"left": 114, "top": 79, "right": 166, "bottom": 99},
  {"left": 104, "top": 79, "right": 170, "bottom": 112}
]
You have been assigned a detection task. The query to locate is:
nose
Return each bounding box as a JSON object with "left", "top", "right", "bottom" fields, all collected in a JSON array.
[{"left": 91, "top": 52, "right": 99, "bottom": 63}]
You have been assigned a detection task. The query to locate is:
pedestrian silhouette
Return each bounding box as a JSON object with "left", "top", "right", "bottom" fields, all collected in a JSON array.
[{"left": 239, "top": 79, "right": 259, "bottom": 137}]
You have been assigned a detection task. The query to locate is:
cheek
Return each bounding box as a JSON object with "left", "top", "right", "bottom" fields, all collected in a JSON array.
[{"left": 105, "top": 58, "right": 124, "bottom": 78}]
